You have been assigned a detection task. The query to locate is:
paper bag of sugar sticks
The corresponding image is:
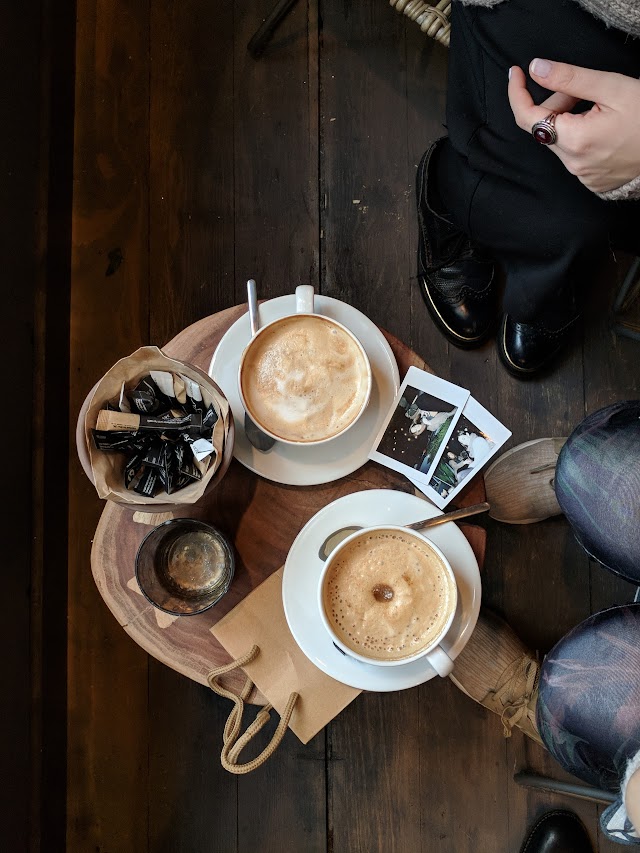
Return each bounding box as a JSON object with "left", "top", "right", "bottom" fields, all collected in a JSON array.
[{"left": 84, "top": 345, "right": 231, "bottom": 505}]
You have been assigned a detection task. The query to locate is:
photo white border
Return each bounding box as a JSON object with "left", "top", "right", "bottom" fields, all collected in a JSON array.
[
  {"left": 369, "top": 366, "right": 470, "bottom": 488},
  {"left": 409, "top": 396, "right": 512, "bottom": 509}
]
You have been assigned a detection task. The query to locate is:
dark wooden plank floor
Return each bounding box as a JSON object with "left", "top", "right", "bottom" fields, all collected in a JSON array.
[
  {"left": 5, "top": 0, "right": 75, "bottom": 850},
  {"left": 3, "top": 2, "right": 46, "bottom": 849},
  {"left": 61, "top": 2, "right": 640, "bottom": 851}
]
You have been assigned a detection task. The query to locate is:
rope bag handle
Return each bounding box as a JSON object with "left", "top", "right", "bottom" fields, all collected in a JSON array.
[{"left": 207, "top": 645, "right": 299, "bottom": 774}]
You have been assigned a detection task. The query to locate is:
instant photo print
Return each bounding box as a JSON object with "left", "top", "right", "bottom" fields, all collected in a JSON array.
[
  {"left": 369, "top": 366, "right": 470, "bottom": 487},
  {"left": 405, "top": 396, "right": 512, "bottom": 508}
]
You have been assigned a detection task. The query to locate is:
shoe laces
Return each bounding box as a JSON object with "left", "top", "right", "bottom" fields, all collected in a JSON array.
[
  {"left": 490, "top": 654, "right": 540, "bottom": 738},
  {"left": 424, "top": 235, "right": 483, "bottom": 275},
  {"left": 458, "top": 241, "right": 487, "bottom": 263}
]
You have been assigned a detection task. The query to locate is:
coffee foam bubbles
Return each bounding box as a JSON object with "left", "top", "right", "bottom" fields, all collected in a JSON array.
[
  {"left": 241, "top": 315, "right": 370, "bottom": 443},
  {"left": 322, "top": 529, "right": 456, "bottom": 661}
]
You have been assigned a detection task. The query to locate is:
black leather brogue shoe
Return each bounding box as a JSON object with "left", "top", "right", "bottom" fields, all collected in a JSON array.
[
  {"left": 499, "top": 314, "right": 575, "bottom": 378},
  {"left": 519, "top": 810, "right": 593, "bottom": 853},
  {"left": 417, "top": 140, "right": 498, "bottom": 349}
]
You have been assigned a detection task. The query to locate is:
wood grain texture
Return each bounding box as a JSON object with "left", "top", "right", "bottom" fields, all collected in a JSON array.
[
  {"left": 320, "top": 5, "right": 428, "bottom": 851},
  {"left": 233, "top": 0, "right": 320, "bottom": 305},
  {"left": 146, "top": 5, "right": 239, "bottom": 844},
  {"left": 65, "top": 1, "right": 640, "bottom": 851},
  {"left": 35, "top": 2, "right": 78, "bottom": 847},
  {"left": 321, "top": 0, "right": 410, "bottom": 343},
  {"left": 145, "top": 2, "right": 325, "bottom": 848},
  {"left": 232, "top": 4, "right": 320, "bottom": 848},
  {"left": 2, "top": 0, "right": 55, "bottom": 848},
  {"left": 69, "top": 1, "right": 151, "bottom": 850}
]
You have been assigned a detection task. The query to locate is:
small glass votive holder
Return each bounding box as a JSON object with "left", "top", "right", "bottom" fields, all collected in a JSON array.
[{"left": 135, "top": 518, "right": 235, "bottom": 616}]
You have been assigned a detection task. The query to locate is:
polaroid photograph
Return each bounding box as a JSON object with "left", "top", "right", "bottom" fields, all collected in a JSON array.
[
  {"left": 369, "top": 366, "right": 470, "bottom": 487},
  {"left": 405, "top": 396, "right": 512, "bottom": 509}
]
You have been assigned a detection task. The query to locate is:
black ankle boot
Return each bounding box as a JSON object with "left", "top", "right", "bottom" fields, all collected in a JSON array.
[
  {"left": 498, "top": 314, "right": 577, "bottom": 378},
  {"left": 417, "top": 139, "right": 498, "bottom": 349},
  {"left": 518, "top": 811, "right": 593, "bottom": 853}
]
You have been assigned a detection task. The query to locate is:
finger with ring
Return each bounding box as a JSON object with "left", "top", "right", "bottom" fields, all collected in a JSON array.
[{"left": 531, "top": 112, "right": 558, "bottom": 145}]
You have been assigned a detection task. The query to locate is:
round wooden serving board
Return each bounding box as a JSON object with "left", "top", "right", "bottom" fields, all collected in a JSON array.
[{"left": 91, "top": 305, "right": 486, "bottom": 701}]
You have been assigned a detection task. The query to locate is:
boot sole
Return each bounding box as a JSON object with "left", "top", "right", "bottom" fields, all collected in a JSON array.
[
  {"left": 418, "top": 264, "right": 496, "bottom": 350},
  {"left": 498, "top": 316, "right": 566, "bottom": 380}
]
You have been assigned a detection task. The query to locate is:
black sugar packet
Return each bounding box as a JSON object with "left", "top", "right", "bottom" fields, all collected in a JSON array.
[
  {"left": 91, "top": 373, "right": 215, "bottom": 498},
  {"left": 93, "top": 430, "right": 151, "bottom": 453},
  {"left": 129, "top": 376, "right": 170, "bottom": 414}
]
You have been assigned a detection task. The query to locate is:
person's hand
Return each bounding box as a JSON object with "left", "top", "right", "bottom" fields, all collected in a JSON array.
[{"left": 508, "top": 59, "right": 640, "bottom": 193}]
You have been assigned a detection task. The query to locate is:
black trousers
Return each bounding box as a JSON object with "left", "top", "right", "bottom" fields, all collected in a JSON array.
[{"left": 437, "top": 0, "right": 640, "bottom": 328}]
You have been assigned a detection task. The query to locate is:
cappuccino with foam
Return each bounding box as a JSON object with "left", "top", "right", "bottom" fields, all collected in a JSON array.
[
  {"left": 240, "top": 314, "right": 371, "bottom": 444},
  {"left": 321, "top": 527, "right": 457, "bottom": 662}
]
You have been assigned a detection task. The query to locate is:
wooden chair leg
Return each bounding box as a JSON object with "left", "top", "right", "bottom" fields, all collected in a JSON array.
[
  {"left": 247, "top": 0, "right": 301, "bottom": 58},
  {"left": 514, "top": 772, "right": 616, "bottom": 805}
]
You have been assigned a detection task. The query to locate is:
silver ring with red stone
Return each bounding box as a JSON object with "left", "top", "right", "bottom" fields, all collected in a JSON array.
[{"left": 532, "top": 113, "right": 558, "bottom": 145}]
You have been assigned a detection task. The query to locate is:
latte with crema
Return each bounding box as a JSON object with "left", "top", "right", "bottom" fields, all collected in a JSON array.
[
  {"left": 240, "top": 314, "right": 371, "bottom": 443},
  {"left": 322, "top": 528, "right": 456, "bottom": 661}
]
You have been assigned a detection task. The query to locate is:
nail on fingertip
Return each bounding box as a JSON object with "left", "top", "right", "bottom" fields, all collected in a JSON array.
[
  {"left": 508, "top": 66, "right": 512, "bottom": 80},
  {"left": 531, "top": 58, "right": 552, "bottom": 78}
]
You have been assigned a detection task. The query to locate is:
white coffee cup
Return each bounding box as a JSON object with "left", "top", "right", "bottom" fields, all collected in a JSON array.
[
  {"left": 238, "top": 285, "right": 372, "bottom": 446},
  {"left": 318, "top": 524, "right": 457, "bottom": 676}
]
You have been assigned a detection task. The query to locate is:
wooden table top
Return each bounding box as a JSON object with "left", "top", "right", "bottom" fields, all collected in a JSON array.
[{"left": 91, "top": 304, "right": 486, "bottom": 700}]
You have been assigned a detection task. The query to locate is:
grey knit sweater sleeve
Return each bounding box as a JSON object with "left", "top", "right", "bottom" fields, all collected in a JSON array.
[
  {"left": 459, "top": 0, "right": 640, "bottom": 37},
  {"left": 598, "top": 174, "right": 640, "bottom": 201}
]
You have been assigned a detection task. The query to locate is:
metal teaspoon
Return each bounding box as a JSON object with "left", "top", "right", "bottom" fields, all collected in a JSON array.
[
  {"left": 317, "top": 501, "right": 490, "bottom": 561},
  {"left": 243, "top": 279, "right": 277, "bottom": 452}
]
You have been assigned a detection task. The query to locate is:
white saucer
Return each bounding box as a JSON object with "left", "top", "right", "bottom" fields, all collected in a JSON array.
[
  {"left": 282, "top": 489, "right": 481, "bottom": 691},
  {"left": 208, "top": 295, "right": 400, "bottom": 486}
]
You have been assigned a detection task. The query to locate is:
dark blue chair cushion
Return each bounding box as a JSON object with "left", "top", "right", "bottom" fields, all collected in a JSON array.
[
  {"left": 555, "top": 401, "right": 640, "bottom": 584},
  {"left": 536, "top": 603, "right": 640, "bottom": 792}
]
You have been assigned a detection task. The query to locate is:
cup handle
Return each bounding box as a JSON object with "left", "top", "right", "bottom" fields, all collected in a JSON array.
[
  {"left": 426, "top": 645, "right": 454, "bottom": 678},
  {"left": 295, "top": 284, "right": 314, "bottom": 314}
]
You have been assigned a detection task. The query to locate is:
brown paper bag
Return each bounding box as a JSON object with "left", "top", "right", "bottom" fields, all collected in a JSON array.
[
  {"left": 85, "top": 345, "right": 231, "bottom": 505},
  {"left": 209, "top": 568, "right": 360, "bottom": 774}
]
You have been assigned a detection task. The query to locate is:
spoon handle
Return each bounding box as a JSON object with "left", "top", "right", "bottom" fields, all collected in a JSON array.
[
  {"left": 247, "top": 279, "right": 259, "bottom": 337},
  {"left": 406, "top": 501, "right": 490, "bottom": 530}
]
